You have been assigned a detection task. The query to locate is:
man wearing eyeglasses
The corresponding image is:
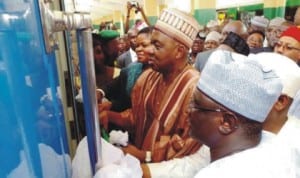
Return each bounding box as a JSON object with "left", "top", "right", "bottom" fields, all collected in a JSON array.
[
  {"left": 274, "top": 26, "right": 300, "bottom": 66},
  {"left": 141, "top": 50, "right": 300, "bottom": 178},
  {"left": 190, "top": 50, "right": 297, "bottom": 178}
]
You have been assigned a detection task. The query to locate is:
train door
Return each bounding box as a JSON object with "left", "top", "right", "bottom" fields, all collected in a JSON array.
[{"left": 0, "top": 0, "right": 101, "bottom": 177}]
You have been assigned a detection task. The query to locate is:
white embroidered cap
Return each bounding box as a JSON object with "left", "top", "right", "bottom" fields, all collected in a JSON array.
[
  {"left": 268, "top": 17, "right": 286, "bottom": 27},
  {"left": 249, "top": 52, "right": 300, "bottom": 98},
  {"left": 251, "top": 16, "right": 269, "bottom": 28},
  {"left": 205, "top": 31, "right": 221, "bottom": 42},
  {"left": 197, "top": 50, "right": 283, "bottom": 122}
]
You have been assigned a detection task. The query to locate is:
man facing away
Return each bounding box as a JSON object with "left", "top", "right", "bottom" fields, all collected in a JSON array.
[
  {"left": 194, "top": 20, "right": 249, "bottom": 72},
  {"left": 253, "top": 52, "right": 300, "bottom": 177},
  {"left": 100, "top": 8, "right": 202, "bottom": 163}
]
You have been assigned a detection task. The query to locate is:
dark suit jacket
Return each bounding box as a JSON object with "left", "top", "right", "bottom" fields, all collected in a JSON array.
[
  {"left": 194, "top": 49, "right": 215, "bottom": 72},
  {"left": 104, "top": 62, "right": 143, "bottom": 112},
  {"left": 117, "top": 50, "right": 133, "bottom": 68},
  {"left": 249, "top": 47, "right": 273, "bottom": 54}
]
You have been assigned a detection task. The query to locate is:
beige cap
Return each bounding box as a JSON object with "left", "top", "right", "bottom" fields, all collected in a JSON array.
[
  {"left": 206, "top": 20, "right": 219, "bottom": 28},
  {"left": 205, "top": 31, "right": 221, "bottom": 42},
  {"left": 268, "top": 17, "right": 286, "bottom": 27},
  {"left": 251, "top": 16, "right": 269, "bottom": 28},
  {"left": 155, "top": 8, "right": 200, "bottom": 48}
]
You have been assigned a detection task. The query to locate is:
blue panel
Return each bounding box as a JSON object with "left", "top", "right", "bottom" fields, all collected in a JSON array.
[
  {"left": 0, "top": 0, "right": 71, "bottom": 177},
  {"left": 76, "top": 30, "right": 98, "bottom": 174}
]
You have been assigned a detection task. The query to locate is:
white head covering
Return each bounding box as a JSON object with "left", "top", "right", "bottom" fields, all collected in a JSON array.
[
  {"left": 205, "top": 31, "right": 221, "bottom": 42},
  {"left": 206, "top": 20, "right": 218, "bottom": 28},
  {"left": 249, "top": 52, "right": 300, "bottom": 98},
  {"left": 251, "top": 16, "right": 269, "bottom": 28},
  {"left": 268, "top": 17, "right": 286, "bottom": 27},
  {"left": 197, "top": 50, "right": 283, "bottom": 122}
]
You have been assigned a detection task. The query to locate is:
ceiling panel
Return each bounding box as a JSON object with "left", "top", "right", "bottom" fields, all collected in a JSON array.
[{"left": 90, "top": 0, "right": 263, "bottom": 20}]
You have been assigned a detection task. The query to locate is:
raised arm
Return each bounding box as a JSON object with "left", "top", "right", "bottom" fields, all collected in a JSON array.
[
  {"left": 136, "top": 3, "right": 150, "bottom": 26},
  {"left": 124, "top": 2, "right": 133, "bottom": 33}
]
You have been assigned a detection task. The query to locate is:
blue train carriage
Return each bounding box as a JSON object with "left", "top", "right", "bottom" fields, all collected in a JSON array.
[{"left": 0, "top": 0, "right": 101, "bottom": 177}]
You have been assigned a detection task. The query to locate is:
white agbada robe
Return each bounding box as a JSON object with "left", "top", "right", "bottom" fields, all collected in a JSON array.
[
  {"left": 72, "top": 137, "right": 142, "bottom": 178},
  {"left": 147, "top": 116, "right": 300, "bottom": 178},
  {"left": 194, "top": 131, "right": 296, "bottom": 178},
  {"left": 276, "top": 115, "right": 300, "bottom": 177},
  {"left": 147, "top": 145, "right": 210, "bottom": 178}
]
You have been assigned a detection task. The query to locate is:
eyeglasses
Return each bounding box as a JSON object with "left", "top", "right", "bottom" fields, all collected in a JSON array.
[
  {"left": 189, "top": 102, "right": 229, "bottom": 114},
  {"left": 188, "top": 101, "right": 240, "bottom": 129},
  {"left": 274, "top": 42, "right": 300, "bottom": 51}
]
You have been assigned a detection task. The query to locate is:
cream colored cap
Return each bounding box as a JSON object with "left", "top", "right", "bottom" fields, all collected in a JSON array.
[
  {"left": 205, "top": 31, "right": 222, "bottom": 42},
  {"left": 155, "top": 8, "right": 200, "bottom": 48}
]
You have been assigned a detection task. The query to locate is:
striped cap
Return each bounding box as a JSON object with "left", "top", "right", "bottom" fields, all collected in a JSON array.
[{"left": 155, "top": 8, "right": 200, "bottom": 48}]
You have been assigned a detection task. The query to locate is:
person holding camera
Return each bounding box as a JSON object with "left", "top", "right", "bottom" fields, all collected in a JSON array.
[
  {"left": 117, "top": 1, "right": 150, "bottom": 69},
  {"left": 124, "top": 1, "right": 150, "bottom": 33}
]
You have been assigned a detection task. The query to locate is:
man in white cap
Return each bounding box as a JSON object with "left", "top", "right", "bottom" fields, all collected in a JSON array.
[
  {"left": 141, "top": 50, "right": 300, "bottom": 178},
  {"left": 247, "top": 16, "right": 267, "bottom": 51},
  {"left": 249, "top": 15, "right": 269, "bottom": 33},
  {"left": 253, "top": 52, "right": 300, "bottom": 177},
  {"left": 203, "top": 31, "right": 221, "bottom": 51},
  {"left": 141, "top": 51, "right": 249, "bottom": 178},
  {"left": 191, "top": 50, "right": 298, "bottom": 178},
  {"left": 100, "top": 8, "right": 202, "bottom": 163},
  {"left": 251, "top": 52, "right": 300, "bottom": 132}
]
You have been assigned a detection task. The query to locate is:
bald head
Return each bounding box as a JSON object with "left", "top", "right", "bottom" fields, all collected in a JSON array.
[{"left": 220, "top": 21, "right": 248, "bottom": 42}]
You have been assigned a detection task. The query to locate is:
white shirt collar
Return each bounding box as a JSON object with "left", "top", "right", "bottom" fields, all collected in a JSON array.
[{"left": 129, "top": 48, "right": 137, "bottom": 63}]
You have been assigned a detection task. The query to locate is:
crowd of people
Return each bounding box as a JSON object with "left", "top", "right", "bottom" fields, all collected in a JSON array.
[{"left": 72, "top": 3, "right": 300, "bottom": 178}]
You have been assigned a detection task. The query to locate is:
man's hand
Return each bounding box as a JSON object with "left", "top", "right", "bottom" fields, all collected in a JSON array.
[
  {"left": 99, "top": 110, "right": 108, "bottom": 130},
  {"left": 122, "top": 144, "right": 146, "bottom": 161},
  {"left": 127, "top": 2, "right": 133, "bottom": 11},
  {"left": 136, "top": 2, "right": 142, "bottom": 12},
  {"left": 98, "top": 101, "right": 112, "bottom": 111},
  {"left": 141, "top": 164, "right": 151, "bottom": 178}
]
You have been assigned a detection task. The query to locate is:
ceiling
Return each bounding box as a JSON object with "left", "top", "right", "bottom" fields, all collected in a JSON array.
[
  {"left": 91, "top": 0, "right": 124, "bottom": 19},
  {"left": 89, "top": 0, "right": 263, "bottom": 21},
  {"left": 90, "top": 0, "right": 143, "bottom": 21}
]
